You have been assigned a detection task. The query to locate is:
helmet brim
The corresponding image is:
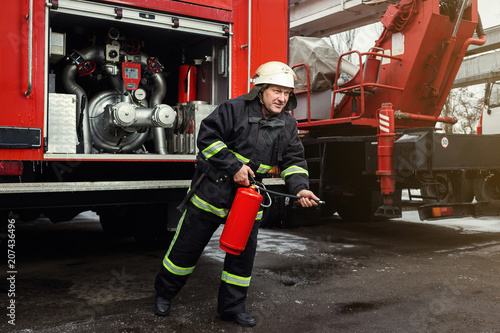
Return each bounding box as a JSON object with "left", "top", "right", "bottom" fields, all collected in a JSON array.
[
  {"left": 284, "top": 91, "right": 297, "bottom": 111},
  {"left": 244, "top": 85, "right": 263, "bottom": 101}
]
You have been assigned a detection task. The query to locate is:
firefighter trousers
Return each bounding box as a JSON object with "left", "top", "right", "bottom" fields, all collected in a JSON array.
[{"left": 154, "top": 208, "right": 259, "bottom": 315}]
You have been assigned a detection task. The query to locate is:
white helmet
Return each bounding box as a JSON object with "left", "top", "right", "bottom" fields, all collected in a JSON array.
[{"left": 252, "top": 61, "right": 297, "bottom": 89}]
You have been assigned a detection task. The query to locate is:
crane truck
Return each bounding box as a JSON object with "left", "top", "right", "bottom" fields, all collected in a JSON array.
[{"left": 288, "top": 0, "right": 500, "bottom": 222}]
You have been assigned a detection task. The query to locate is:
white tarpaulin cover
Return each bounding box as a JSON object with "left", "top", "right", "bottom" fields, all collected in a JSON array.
[
  {"left": 290, "top": 36, "right": 359, "bottom": 92},
  {"left": 290, "top": 36, "right": 340, "bottom": 92}
]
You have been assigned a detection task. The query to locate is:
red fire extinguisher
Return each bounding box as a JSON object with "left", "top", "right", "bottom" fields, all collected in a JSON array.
[
  {"left": 178, "top": 64, "right": 197, "bottom": 103},
  {"left": 219, "top": 186, "right": 263, "bottom": 255}
]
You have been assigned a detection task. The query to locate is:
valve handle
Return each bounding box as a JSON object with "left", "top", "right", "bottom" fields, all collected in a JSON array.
[
  {"left": 123, "top": 38, "right": 141, "bottom": 55},
  {"left": 147, "top": 57, "right": 161, "bottom": 73},
  {"left": 77, "top": 60, "right": 96, "bottom": 76}
]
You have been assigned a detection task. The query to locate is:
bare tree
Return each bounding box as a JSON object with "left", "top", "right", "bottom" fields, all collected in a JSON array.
[
  {"left": 327, "top": 28, "right": 359, "bottom": 86},
  {"left": 331, "top": 28, "right": 358, "bottom": 64},
  {"left": 441, "top": 96, "right": 455, "bottom": 134},
  {"left": 441, "top": 87, "right": 484, "bottom": 134}
]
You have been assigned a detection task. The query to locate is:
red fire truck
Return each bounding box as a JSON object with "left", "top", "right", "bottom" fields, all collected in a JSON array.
[{"left": 0, "top": 0, "right": 288, "bottom": 240}]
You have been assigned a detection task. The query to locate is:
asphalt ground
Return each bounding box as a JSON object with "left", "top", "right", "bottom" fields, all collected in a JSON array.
[{"left": 1, "top": 212, "right": 500, "bottom": 333}]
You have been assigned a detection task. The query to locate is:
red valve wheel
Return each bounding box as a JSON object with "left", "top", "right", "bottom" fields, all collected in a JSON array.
[
  {"left": 147, "top": 57, "right": 161, "bottom": 73},
  {"left": 123, "top": 38, "right": 141, "bottom": 55},
  {"left": 77, "top": 60, "right": 96, "bottom": 76}
]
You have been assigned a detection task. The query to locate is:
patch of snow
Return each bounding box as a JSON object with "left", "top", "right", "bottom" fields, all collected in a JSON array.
[
  {"left": 202, "top": 228, "right": 310, "bottom": 262},
  {"left": 397, "top": 210, "right": 500, "bottom": 234}
]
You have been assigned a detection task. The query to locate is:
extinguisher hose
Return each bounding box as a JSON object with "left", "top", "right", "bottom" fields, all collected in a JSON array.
[
  {"left": 249, "top": 176, "right": 325, "bottom": 206},
  {"left": 255, "top": 185, "right": 325, "bottom": 205}
]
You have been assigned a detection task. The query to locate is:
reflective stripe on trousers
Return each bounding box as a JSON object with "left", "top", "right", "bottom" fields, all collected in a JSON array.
[
  {"left": 221, "top": 270, "right": 251, "bottom": 287},
  {"left": 162, "top": 210, "right": 197, "bottom": 276},
  {"left": 163, "top": 257, "right": 195, "bottom": 276}
]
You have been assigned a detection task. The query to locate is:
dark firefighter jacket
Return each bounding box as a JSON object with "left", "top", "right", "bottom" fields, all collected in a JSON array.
[{"left": 188, "top": 94, "right": 310, "bottom": 222}]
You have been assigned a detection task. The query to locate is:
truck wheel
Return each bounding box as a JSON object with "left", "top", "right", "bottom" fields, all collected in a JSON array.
[
  {"left": 98, "top": 204, "right": 174, "bottom": 247},
  {"left": 330, "top": 175, "right": 386, "bottom": 222},
  {"left": 130, "top": 204, "right": 174, "bottom": 247},
  {"left": 335, "top": 192, "right": 372, "bottom": 222},
  {"left": 473, "top": 174, "right": 500, "bottom": 201},
  {"left": 98, "top": 207, "right": 134, "bottom": 237},
  {"left": 420, "top": 173, "right": 456, "bottom": 204}
]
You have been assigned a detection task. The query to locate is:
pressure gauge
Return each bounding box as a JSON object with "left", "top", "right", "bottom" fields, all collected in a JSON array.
[{"left": 134, "top": 88, "right": 147, "bottom": 100}]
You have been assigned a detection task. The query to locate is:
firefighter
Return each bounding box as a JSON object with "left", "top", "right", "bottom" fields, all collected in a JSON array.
[{"left": 154, "top": 61, "right": 320, "bottom": 327}]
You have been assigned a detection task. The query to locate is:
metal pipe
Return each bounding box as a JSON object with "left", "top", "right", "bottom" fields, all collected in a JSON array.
[
  {"left": 108, "top": 104, "right": 175, "bottom": 129},
  {"left": 62, "top": 46, "right": 106, "bottom": 154},
  {"left": 394, "top": 110, "right": 457, "bottom": 124},
  {"left": 432, "top": 33, "right": 486, "bottom": 116},
  {"left": 247, "top": 0, "right": 252, "bottom": 93},
  {"left": 149, "top": 71, "right": 169, "bottom": 154},
  {"left": 43, "top": 6, "right": 50, "bottom": 145},
  {"left": 63, "top": 47, "right": 170, "bottom": 154},
  {"left": 24, "top": 0, "right": 33, "bottom": 97},
  {"left": 452, "top": 0, "right": 469, "bottom": 37}
]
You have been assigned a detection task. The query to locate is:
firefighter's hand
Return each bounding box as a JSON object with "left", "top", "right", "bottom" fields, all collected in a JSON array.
[
  {"left": 296, "top": 189, "right": 320, "bottom": 208},
  {"left": 233, "top": 165, "right": 255, "bottom": 186}
]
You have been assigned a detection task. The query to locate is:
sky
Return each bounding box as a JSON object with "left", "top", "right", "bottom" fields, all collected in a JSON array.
[{"left": 478, "top": 0, "right": 500, "bottom": 28}]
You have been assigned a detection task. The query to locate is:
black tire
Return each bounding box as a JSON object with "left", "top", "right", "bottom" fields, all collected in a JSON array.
[
  {"left": 98, "top": 204, "right": 174, "bottom": 247},
  {"left": 474, "top": 174, "right": 500, "bottom": 201},
  {"left": 332, "top": 176, "right": 387, "bottom": 222},
  {"left": 420, "top": 173, "right": 456, "bottom": 204},
  {"left": 98, "top": 207, "right": 134, "bottom": 237},
  {"left": 335, "top": 190, "right": 373, "bottom": 222},
  {"left": 129, "top": 204, "right": 175, "bottom": 247}
]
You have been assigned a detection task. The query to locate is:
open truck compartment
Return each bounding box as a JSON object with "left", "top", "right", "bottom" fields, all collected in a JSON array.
[{"left": 46, "top": 0, "right": 229, "bottom": 159}]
